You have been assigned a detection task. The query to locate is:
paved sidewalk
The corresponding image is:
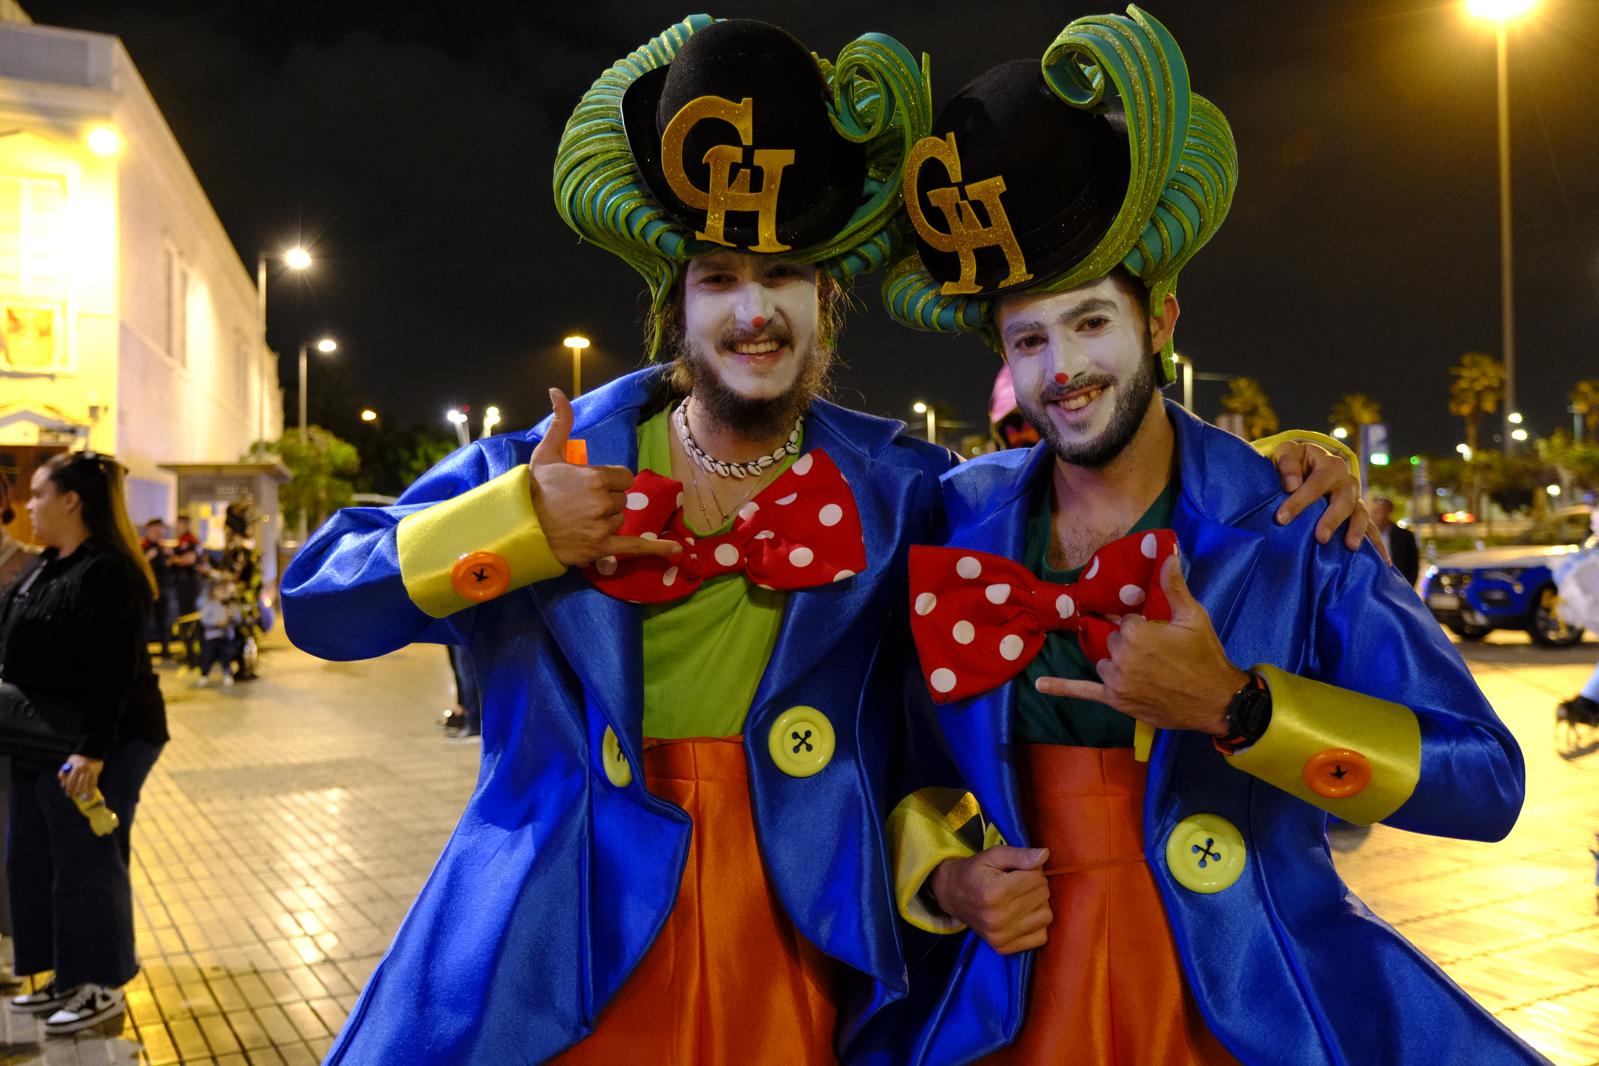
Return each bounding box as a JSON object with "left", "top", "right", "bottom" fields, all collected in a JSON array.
[{"left": 2, "top": 630, "right": 1595, "bottom": 1064}]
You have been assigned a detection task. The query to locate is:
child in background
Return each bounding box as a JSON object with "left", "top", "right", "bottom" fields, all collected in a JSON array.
[{"left": 194, "top": 579, "right": 238, "bottom": 687}]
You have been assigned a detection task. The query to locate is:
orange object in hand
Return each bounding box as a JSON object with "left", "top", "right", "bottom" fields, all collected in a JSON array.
[{"left": 564, "top": 439, "right": 588, "bottom": 465}]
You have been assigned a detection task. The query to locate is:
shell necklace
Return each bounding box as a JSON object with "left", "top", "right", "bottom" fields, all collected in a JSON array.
[{"left": 673, "top": 396, "right": 801, "bottom": 480}]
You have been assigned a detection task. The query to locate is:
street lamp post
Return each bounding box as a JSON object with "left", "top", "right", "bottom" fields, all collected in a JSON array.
[
  {"left": 257, "top": 245, "right": 313, "bottom": 444},
  {"left": 1466, "top": 0, "right": 1538, "bottom": 453},
  {"left": 564, "top": 335, "right": 591, "bottom": 397},
  {"left": 913, "top": 401, "right": 937, "bottom": 447},
  {"left": 296, "top": 336, "right": 337, "bottom": 543},
  {"left": 482, "top": 406, "right": 502, "bottom": 439},
  {"left": 446, "top": 408, "right": 470, "bottom": 448}
]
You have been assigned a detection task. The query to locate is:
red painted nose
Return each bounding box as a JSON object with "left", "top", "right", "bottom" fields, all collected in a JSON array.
[
  {"left": 1054, "top": 373, "right": 1069, "bottom": 385},
  {"left": 752, "top": 316, "right": 766, "bottom": 330}
]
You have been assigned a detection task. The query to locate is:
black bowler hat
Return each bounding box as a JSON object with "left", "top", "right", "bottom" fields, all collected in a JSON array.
[
  {"left": 907, "top": 59, "right": 1129, "bottom": 296},
  {"left": 621, "top": 19, "right": 866, "bottom": 254}
]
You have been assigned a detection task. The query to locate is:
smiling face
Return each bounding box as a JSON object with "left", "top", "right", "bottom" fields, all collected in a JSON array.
[
  {"left": 675, "top": 252, "right": 831, "bottom": 438},
  {"left": 996, "top": 274, "right": 1176, "bottom": 468}
]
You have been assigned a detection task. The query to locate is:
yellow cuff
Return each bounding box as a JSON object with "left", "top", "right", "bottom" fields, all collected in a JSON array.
[
  {"left": 396, "top": 466, "right": 566, "bottom": 618},
  {"left": 888, "top": 787, "right": 1000, "bottom": 934},
  {"left": 1251, "top": 430, "right": 1359, "bottom": 478},
  {"left": 1227, "top": 665, "right": 1421, "bottom": 824}
]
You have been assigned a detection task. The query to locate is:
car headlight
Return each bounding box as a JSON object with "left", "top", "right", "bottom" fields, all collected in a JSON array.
[{"left": 1479, "top": 568, "right": 1526, "bottom": 583}]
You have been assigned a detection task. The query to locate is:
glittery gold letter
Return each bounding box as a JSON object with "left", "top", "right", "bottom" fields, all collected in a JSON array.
[
  {"left": 661, "top": 96, "right": 794, "bottom": 253},
  {"left": 904, "top": 133, "right": 1031, "bottom": 295}
]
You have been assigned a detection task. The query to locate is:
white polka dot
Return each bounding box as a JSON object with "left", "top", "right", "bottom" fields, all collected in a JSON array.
[
  {"left": 952, "top": 620, "right": 975, "bottom": 645},
  {"left": 662, "top": 566, "right": 679, "bottom": 586},
  {"left": 818, "top": 503, "right": 843, "bottom": 527},
  {"left": 833, "top": 569, "right": 855, "bottom": 582},
  {"left": 714, "top": 544, "right": 741, "bottom": 567},
  {"left": 640, "top": 531, "right": 658, "bottom": 540},
  {"left": 956, "top": 556, "right": 982, "bottom": 580},
  {"left": 776, "top": 493, "right": 798, "bottom": 506},
  {"left": 790, "top": 546, "right": 814, "bottom": 568},
  {"left": 595, "top": 556, "right": 617, "bottom": 576},
  {"left": 626, "top": 492, "right": 649, "bottom": 511},
  {"left": 1056, "top": 593, "right": 1075, "bottom": 618},
  {"left": 999, "top": 634, "right": 1025, "bottom": 661},
  {"left": 1095, "top": 659, "right": 1111, "bottom": 675},
  {"left": 792, "top": 453, "right": 814, "bottom": 475},
  {"left": 930, "top": 668, "right": 957, "bottom": 694},
  {"left": 738, "top": 501, "right": 760, "bottom": 522},
  {"left": 915, "top": 592, "right": 938, "bottom": 616},
  {"left": 1085, "top": 557, "right": 1100, "bottom": 579},
  {"left": 754, "top": 530, "right": 776, "bottom": 540},
  {"left": 685, "top": 536, "right": 696, "bottom": 545},
  {"left": 985, "top": 582, "right": 1010, "bottom": 605},
  {"left": 1141, "top": 532, "right": 1158, "bottom": 559},
  {"left": 1119, "top": 584, "right": 1145, "bottom": 607}
]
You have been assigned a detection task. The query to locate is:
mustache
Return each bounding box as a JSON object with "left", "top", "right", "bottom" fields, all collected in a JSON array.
[
  {"left": 1038, "top": 373, "right": 1116, "bottom": 404},
  {"left": 721, "top": 324, "right": 792, "bottom": 347}
]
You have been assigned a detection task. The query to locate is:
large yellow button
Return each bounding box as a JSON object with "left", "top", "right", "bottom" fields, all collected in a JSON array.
[
  {"left": 1164, "top": 813, "right": 1246, "bottom": 894},
  {"left": 601, "top": 726, "right": 632, "bottom": 788},
  {"left": 768, "top": 707, "right": 835, "bottom": 778}
]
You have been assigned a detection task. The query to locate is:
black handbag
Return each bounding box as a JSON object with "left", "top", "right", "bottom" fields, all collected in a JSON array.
[{"left": 0, "top": 680, "right": 82, "bottom": 764}]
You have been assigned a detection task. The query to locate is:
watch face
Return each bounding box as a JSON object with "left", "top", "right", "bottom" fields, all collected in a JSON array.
[{"left": 1234, "top": 689, "right": 1272, "bottom": 740}]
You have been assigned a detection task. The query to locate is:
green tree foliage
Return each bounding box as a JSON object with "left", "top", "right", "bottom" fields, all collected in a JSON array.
[
  {"left": 1220, "top": 377, "right": 1279, "bottom": 438},
  {"left": 246, "top": 427, "right": 360, "bottom": 534},
  {"left": 1328, "top": 392, "right": 1382, "bottom": 434},
  {"left": 1539, "top": 429, "right": 1599, "bottom": 492},
  {"left": 1570, "top": 379, "right": 1599, "bottom": 442},
  {"left": 353, "top": 425, "right": 456, "bottom": 498},
  {"left": 1447, "top": 352, "right": 1504, "bottom": 454}
]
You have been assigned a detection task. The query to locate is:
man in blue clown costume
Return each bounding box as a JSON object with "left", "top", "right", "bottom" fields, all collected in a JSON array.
[
  {"left": 867, "top": 7, "right": 1539, "bottom": 1065},
  {"left": 282, "top": 13, "right": 1371, "bottom": 1065}
]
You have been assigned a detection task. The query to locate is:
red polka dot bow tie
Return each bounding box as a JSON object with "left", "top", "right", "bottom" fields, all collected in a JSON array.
[
  {"left": 907, "top": 530, "right": 1180, "bottom": 703},
  {"left": 582, "top": 449, "right": 867, "bottom": 604}
]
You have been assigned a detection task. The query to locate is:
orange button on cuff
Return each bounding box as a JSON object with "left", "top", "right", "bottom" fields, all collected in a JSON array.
[
  {"left": 1302, "top": 748, "right": 1372, "bottom": 799},
  {"left": 451, "top": 551, "right": 511, "bottom": 602}
]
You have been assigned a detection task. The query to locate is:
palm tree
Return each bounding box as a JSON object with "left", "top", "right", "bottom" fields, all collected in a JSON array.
[
  {"left": 1571, "top": 379, "right": 1599, "bottom": 442},
  {"left": 1221, "top": 377, "right": 1279, "bottom": 438},
  {"left": 1447, "top": 352, "right": 1504, "bottom": 454},
  {"left": 1328, "top": 393, "right": 1382, "bottom": 436}
]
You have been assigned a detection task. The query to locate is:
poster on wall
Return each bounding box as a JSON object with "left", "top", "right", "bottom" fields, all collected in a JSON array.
[{"left": 1, "top": 304, "right": 58, "bottom": 370}]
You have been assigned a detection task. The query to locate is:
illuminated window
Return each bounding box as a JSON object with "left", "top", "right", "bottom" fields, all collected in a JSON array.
[
  {"left": 164, "top": 245, "right": 187, "bottom": 366},
  {"left": 0, "top": 175, "right": 67, "bottom": 371}
]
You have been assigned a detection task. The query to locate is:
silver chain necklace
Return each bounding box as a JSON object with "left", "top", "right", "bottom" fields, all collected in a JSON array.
[{"left": 673, "top": 396, "right": 801, "bottom": 480}]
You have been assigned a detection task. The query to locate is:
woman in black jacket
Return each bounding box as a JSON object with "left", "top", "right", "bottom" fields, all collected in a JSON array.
[{"left": 0, "top": 452, "right": 168, "bottom": 1034}]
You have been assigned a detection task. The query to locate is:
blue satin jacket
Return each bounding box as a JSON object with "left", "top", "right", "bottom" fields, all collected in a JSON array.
[
  {"left": 281, "top": 369, "right": 953, "bottom": 1063},
  {"left": 858, "top": 403, "right": 1537, "bottom": 1066}
]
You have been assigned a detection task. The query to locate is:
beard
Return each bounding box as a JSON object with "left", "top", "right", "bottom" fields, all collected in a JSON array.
[
  {"left": 674, "top": 330, "right": 833, "bottom": 440},
  {"left": 1018, "top": 325, "right": 1159, "bottom": 468}
]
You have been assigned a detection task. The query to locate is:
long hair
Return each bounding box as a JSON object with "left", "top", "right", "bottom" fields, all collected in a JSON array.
[{"left": 42, "top": 452, "right": 158, "bottom": 600}]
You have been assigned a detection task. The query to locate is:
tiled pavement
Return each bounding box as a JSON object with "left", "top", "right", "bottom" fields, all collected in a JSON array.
[{"left": 2, "top": 628, "right": 1596, "bottom": 1064}]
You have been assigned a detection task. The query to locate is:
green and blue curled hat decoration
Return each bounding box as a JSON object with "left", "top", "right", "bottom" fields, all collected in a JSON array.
[
  {"left": 553, "top": 15, "right": 932, "bottom": 358},
  {"left": 882, "top": 5, "right": 1237, "bottom": 381}
]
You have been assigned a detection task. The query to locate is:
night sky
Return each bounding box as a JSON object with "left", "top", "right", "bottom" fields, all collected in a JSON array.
[{"left": 25, "top": 0, "right": 1599, "bottom": 456}]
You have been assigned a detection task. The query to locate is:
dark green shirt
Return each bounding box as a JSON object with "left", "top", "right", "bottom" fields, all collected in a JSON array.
[{"left": 1015, "top": 478, "right": 1178, "bottom": 746}]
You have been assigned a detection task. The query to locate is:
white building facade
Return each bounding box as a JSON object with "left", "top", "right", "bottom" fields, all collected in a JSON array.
[{"left": 0, "top": 12, "right": 282, "bottom": 553}]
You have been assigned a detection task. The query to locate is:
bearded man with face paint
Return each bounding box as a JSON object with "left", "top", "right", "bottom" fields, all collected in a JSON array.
[
  {"left": 281, "top": 15, "right": 1369, "bottom": 1066},
  {"left": 867, "top": 8, "right": 1536, "bottom": 1065}
]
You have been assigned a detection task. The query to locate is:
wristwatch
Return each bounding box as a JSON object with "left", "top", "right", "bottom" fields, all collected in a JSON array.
[{"left": 1217, "top": 672, "right": 1271, "bottom": 753}]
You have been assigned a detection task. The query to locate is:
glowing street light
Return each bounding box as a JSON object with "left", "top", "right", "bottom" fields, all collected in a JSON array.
[
  {"left": 446, "top": 408, "right": 470, "bottom": 448},
  {"left": 1510, "top": 427, "right": 1528, "bottom": 442},
  {"left": 564, "top": 335, "right": 591, "bottom": 397},
  {"left": 483, "top": 405, "right": 502, "bottom": 438},
  {"left": 912, "top": 401, "right": 937, "bottom": 446},
  {"left": 86, "top": 125, "right": 120, "bottom": 156},
  {"left": 360, "top": 408, "right": 378, "bottom": 423},
  {"left": 1456, "top": 443, "right": 1474, "bottom": 460},
  {"left": 296, "top": 335, "right": 338, "bottom": 541},
  {"left": 1545, "top": 483, "right": 1561, "bottom": 497},
  {"left": 1507, "top": 410, "right": 1523, "bottom": 424},
  {"left": 1466, "top": 0, "right": 1540, "bottom": 453},
  {"left": 1332, "top": 426, "right": 1350, "bottom": 440}
]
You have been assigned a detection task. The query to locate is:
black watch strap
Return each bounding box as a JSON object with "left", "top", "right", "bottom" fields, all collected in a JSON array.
[{"left": 1218, "top": 672, "right": 1271, "bottom": 753}]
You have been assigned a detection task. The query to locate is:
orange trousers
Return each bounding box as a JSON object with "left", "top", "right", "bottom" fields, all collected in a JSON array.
[
  {"left": 553, "top": 736, "right": 840, "bottom": 1065},
  {"left": 985, "top": 745, "right": 1236, "bottom": 1066}
]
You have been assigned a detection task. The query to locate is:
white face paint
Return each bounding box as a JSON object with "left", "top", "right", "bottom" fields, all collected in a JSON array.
[
  {"left": 997, "top": 276, "right": 1167, "bottom": 467},
  {"left": 682, "top": 253, "right": 819, "bottom": 402}
]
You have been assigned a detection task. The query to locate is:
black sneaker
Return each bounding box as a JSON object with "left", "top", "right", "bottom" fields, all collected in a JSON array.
[
  {"left": 10, "top": 980, "right": 70, "bottom": 1014},
  {"left": 42, "top": 983, "right": 124, "bottom": 1034},
  {"left": 1558, "top": 695, "right": 1599, "bottom": 727}
]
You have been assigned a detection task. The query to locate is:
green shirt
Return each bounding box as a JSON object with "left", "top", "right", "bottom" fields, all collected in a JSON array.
[
  {"left": 638, "top": 405, "right": 796, "bottom": 738},
  {"left": 1015, "top": 478, "right": 1177, "bottom": 746}
]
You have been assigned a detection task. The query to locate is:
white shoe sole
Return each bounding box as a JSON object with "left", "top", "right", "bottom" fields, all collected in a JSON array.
[{"left": 43, "top": 996, "right": 124, "bottom": 1034}]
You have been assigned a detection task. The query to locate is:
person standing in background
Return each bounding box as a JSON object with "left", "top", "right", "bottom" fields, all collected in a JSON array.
[
  {"left": 139, "top": 518, "right": 174, "bottom": 663},
  {"left": 1372, "top": 496, "right": 1419, "bottom": 588},
  {"left": 0, "top": 452, "right": 169, "bottom": 1034},
  {"left": 170, "top": 514, "right": 202, "bottom": 668},
  {"left": 0, "top": 471, "right": 35, "bottom": 992}
]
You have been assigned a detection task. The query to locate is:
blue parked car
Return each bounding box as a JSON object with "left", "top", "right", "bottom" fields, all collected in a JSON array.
[{"left": 1422, "top": 505, "right": 1595, "bottom": 646}]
